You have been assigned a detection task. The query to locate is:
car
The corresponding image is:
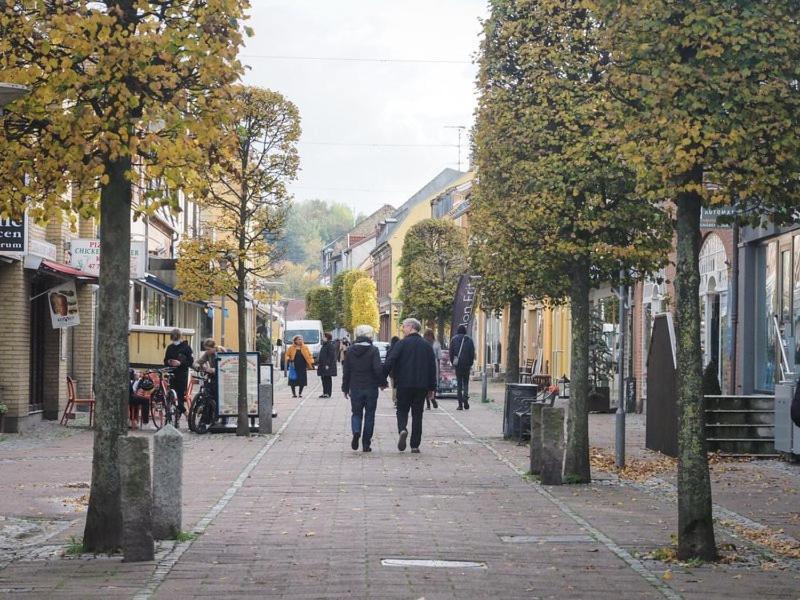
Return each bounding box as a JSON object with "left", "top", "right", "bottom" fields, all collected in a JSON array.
[{"left": 374, "top": 341, "right": 390, "bottom": 363}]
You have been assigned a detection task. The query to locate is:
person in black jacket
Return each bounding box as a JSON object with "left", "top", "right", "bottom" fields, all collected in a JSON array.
[
  {"left": 317, "top": 333, "right": 337, "bottom": 398},
  {"left": 342, "top": 325, "right": 386, "bottom": 452},
  {"left": 449, "top": 325, "right": 476, "bottom": 410},
  {"left": 164, "top": 328, "right": 193, "bottom": 423},
  {"left": 382, "top": 318, "right": 436, "bottom": 453}
]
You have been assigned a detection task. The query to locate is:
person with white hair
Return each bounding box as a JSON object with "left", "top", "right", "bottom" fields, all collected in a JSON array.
[
  {"left": 341, "top": 324, "right": 386, "bottom": 452},
  {"left": 382, "top": 317, "right": 437, "bottom": 453}
]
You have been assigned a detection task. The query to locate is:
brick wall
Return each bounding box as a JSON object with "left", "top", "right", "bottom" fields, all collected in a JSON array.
[{"left": 0, "top": 262, "right": 31, "bottom": 430}]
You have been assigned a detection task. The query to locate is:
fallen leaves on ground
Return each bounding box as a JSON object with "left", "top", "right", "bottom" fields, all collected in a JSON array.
[
  {"left": 589, "top": 447, "right": 675, "bottom": 481},
  {"left": 718, "top": 519, "right": 800, "bottom": 560},
  {"left": 62, "top": 494, "right": 89, "bottom": 510}
]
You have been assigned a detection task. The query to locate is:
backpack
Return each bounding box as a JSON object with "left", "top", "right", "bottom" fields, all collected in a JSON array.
[{"left": 791, "top": 379, "right": 800, "bottom": 428}]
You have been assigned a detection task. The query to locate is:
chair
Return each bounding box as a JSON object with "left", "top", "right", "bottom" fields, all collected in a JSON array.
[
  {"left": 61, "top": 377, "right": 95, "bottom": 427},
  {"left": 519, "top": 359, "right": 535, "bottom": 383},
  {"left": 531, "top": 374, "right": 552, "bottom": 389}
]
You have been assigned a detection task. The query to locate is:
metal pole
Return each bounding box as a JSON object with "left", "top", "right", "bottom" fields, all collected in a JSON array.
[
  {"left": 729, "top": 222, "right": 739, "bottom": 393},
  {"left": 615, "top": 270, "right": 627, "bottom": 468},
  {"left": 482, "top": 309, "right": 489, "bottom": 403}
]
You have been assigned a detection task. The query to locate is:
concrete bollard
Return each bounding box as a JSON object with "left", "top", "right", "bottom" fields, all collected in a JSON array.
[
  {"left": 529, "top": 403, "right": 544, "bottom": 476},
  {"left": 119, "top": 436, "right": 155, "bottom": 561},
  {"left": 153, "top": 424, "right": 183, "bottom": 540},
  {"left": 540, "top": 406, "right": 565, "bottom": 486},
  {"left": 258, "top": 384, "right": 273, "bottom": 435}
]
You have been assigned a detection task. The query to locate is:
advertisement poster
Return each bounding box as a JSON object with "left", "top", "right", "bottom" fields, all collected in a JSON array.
[
  {"left": 216, "top": 352, "right": 260, "bottom": 416},
  {"left": 67, "top": 239, "right": 146, "bottom": 278},
  {"left": 47, "top": 280, "right": 80, "bottom": 328}
]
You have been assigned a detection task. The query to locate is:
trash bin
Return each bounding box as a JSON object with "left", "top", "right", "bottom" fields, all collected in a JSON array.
[{"left": 503, "top": 383, "right": 538, "bottom": 439}]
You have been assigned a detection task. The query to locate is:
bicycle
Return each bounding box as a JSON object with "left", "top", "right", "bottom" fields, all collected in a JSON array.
[
  {"left": 145, "top": 367, "right": 179, "bottom": 430},
  {"left": 188, "top": 371, "right": 217, "bottom": 434}
]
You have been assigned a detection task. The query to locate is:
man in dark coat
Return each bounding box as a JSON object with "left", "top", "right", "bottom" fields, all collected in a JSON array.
[
  {"left": 342, "top": 325, "right": 386, "bottom": 452},
  {"left": 164, "top": 328, "right": 193, "bottom": 422},
  {"left": 317, "top": 332, "right": 338, "bottom": 398},
  {"left": 382, "top": 318, "right": 436, "bottom": 453},
  {"left": 449, "top": 324, "right": 476, "bottom": 410}
]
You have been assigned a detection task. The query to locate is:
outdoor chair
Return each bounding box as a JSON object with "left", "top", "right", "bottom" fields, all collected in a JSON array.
[
  {"left": 61, "top": 376, "right": 95, "bottom": 427},
  {"left": 519, "top": 359, "right": 535, "bottom": 383}
]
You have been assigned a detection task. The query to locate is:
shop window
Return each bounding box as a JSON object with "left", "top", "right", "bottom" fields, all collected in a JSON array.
[
  {"left": 755, "top": 242, "right": 777, "bottom": 392},
  {"left": 132, "top": 283, "right": 142, "bottom": 325}
]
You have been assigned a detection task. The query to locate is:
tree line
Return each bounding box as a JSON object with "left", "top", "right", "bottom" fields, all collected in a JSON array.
[{"left": 471, "top": 0, "right": 800, "bottom": 561}]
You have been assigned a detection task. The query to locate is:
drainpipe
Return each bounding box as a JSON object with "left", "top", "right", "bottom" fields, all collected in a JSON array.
[{"left": 729, "top": 222, "right": 739, "bottom": 393}]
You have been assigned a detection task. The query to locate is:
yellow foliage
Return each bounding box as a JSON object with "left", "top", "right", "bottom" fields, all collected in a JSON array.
[{"left": 350, "top": 277, "right": 379, "bottom": 333}]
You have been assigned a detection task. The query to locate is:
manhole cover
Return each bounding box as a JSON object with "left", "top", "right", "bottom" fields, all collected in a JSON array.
[
  {"left": 500, "top": 534, "right": 594, "bottom": 544},
  {"left": 381, "top": 558, "right": 487, "bottom": 569}
]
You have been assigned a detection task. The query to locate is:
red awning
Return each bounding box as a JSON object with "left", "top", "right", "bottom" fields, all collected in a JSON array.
[{"left": 39, "top": 259, "right": 97, "bottom": 281}]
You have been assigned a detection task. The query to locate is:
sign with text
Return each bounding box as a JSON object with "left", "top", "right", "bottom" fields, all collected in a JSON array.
[
  {"left": 47, "top": 280, "right": 80, "bottom": 328},
  {"left": 700, "top": 206, "right": 736, "bottom": 229},
  {"left": 67, "top": 239, "right": 147, "bottom": 278},
  {"left": 216, "top": 352, "right": 260, "bottom": 416},
  {"left": 0, "top": 216, "right": 27, "bottom": 256},
  {"left": 450, "top": 274, "right": 480, "bottom": 337}
]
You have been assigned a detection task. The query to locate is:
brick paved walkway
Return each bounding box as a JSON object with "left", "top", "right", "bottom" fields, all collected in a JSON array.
[{"left": 1, "top": 375, "right": 799, "bottom": 598}]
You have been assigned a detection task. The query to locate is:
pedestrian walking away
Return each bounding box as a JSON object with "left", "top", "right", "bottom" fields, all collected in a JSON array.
[
  {"left": 285, "top": 335, "right": 314, "bottom": 398},
  {"left": 317, "top": 332, "right": 337, "bottom": 398},
  {"left": 341, "top": 325, "right": 386, "bottom": 452},
  {"left": 423, "top": 329, "right": 440, "bottom": 410},
  {"left": 339, "top": 337, "right": 350, "bottom": 363},
  {"left": 164, "top": 328, "right": 193, "bottom": 423},
  {"left": 383, "top": 318, "right": 436, "bottom": 453},
  {"left": 449, "top": 324, "right": 475, "bottom": 410}
]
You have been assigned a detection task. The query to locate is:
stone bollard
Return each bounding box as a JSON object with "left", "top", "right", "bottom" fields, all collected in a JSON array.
[
  {"left": 540, "top": 406, "right": 565, "bottom": 486},
  {"left": 119, "top": 436, "right": 154, "bottom": 561},
  {"left": 258, "top": 384, "right": 273, "bottom": 435},
  {"left": 153, "top": 424, "right": 183, "bottom": 540},
  {"left": 529, "top": 403, "right": 544, "bottom": 476}
]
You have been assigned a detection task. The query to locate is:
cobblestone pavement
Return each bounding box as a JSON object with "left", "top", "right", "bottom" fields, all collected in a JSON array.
[{"left": 1, "top": 375, "right": 799, "bottom": 598}]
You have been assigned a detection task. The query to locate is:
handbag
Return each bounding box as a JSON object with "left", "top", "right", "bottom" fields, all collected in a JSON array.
[
  {"left": 452, "top": 336, "right": 466, "bottom": 367},
  {"left": 287, "top": 360, "right": 297, "bottom": 381}
]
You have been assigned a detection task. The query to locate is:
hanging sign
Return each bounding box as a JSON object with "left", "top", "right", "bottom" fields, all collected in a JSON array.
[
  {"left": 0, "top": 216, "right": 27, "bottom": 256},
  {"left": 67, "top": 239, "right": 147, "bottom": 278},
  {"left": 47, "top": 280, "right": 80, "bottom": 328}
]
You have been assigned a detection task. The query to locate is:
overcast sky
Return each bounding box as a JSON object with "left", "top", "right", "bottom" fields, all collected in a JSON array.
[{"left": 241, "top": 1, "right": 488, "bottom": 216}]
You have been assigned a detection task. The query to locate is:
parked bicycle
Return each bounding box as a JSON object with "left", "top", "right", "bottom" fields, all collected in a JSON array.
[
  {"left": 188, "top": 371, "right": 217, "bottom": 434},
  {"left": 143, "top": 367, "right": 179, "bottom": 430}
]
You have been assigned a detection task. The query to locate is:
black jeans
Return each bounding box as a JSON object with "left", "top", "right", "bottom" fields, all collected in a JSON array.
[
  {"left": 350, "top": 388, "right": 378, "bottom": 447},
  {"left": 321, "top": 376, "right": 333, "bottom": 396},
  {"left": 457, "top": 372, "right": 470, "bottom": 407},
  {"left": 396, "top": 388, "right": 427, "bottom": 449},
  {"left": 172, "top": 371, "right": 189, "bottom": 412}
]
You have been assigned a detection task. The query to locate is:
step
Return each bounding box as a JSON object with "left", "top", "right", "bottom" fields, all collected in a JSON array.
[
  {"left": 706, "top": 438, "right": 776, "bottom": 455},
  {"left": 704, "top": 411, "right": 774, "bottom": 426},
  {"left": 705, "top": 425, "right": 774, "bottom": 440},
  {"left": 704, "top": 395, "right": 774, "bottom": 411}
]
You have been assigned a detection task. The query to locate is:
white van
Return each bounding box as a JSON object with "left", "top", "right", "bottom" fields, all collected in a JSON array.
[{"left": 284, "top": 319, "right": 325, "bottom": 360}]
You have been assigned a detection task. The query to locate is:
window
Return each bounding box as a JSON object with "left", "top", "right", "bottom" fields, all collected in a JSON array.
[{"left": 755, "top": 242, "right": 777, "bottom": 391}]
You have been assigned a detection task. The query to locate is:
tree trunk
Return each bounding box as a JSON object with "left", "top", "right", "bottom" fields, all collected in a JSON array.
[
  {"left": 675, "top": 183, "right": 717, "bottom": 561},
  {"left": 564, "top": 257, "right": 591, "bottom": 483},
  {"left": 506, "top": 294, "right": 523, "bottom": 383},
  {"left": 83, "top": 156, "right": 131, "bottom": 552}
]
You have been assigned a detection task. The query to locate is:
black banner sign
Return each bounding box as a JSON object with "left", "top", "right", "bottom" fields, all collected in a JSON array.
[
  {"left": 450, "top": 274, "right": 480, "bottom": 338},
  {"left": 0, "top": 216, "right": 26, "bottom": 255}
]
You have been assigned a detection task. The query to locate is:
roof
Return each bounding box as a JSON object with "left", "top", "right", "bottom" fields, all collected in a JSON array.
[
  {"left": 0, "top": 83, "right": 27, "bottom": 108},
  {"left": 322, "top": 204, "right": 396, "bottom": 256},
  {"left": 374, "top": 168, "right": 465, "bottom": 247}
]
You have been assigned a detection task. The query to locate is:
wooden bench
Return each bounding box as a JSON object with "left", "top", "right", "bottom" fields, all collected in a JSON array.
[{"left": 60, "top": 377, "right": 95, "bottom": 427}]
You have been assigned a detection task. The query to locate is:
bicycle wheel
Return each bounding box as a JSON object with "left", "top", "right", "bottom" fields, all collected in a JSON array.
[
  {"left": 150, "top": 391, "right": 166, "bottom": 430},
  {"left": 165, "top": 389, "right": 178, "bottom": 427},
  {"left": 188, "top": 392, "right": 202, "bottom": 433}
]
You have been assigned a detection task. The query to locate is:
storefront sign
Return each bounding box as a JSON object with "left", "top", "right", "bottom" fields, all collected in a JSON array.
[
  {"left": 700, "top": 206, "right": 736, "bottom": 229},
  {"left": 47, "top": 280, "right": 80, "bottom": 328},
  {"left": 216, "top": 352, "right": 260, "bottom": 416},
  {"left": 28, "top": 238, "right": 56, "bottom": 260},
  {"left": 67, "top": 238, "right": 147, "bottom": 278},
  {"left": 0, "top": 216, "right": 27, "bottom": 256}
]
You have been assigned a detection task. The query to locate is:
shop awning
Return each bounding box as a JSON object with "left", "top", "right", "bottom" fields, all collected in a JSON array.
[
  {"left": 28, "top": 258, "right": 98, "bottom": 281},
  {"left": 137, "top": 273, "right": 182, "bottom": 299}
]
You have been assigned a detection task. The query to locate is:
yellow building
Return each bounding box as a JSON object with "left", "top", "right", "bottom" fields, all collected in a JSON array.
[{"left": 371, "top": 168, "right": 468, "bottom": 341}]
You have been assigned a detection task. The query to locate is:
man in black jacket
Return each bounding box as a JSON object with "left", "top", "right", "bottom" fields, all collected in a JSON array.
[
  {"left": 449, "top": 325, "right": 476, "bottom": 410},
  {"left": 383, "top": 318, "right": 436, "bottom": 453},
  {"left": 342, "top": 325, "right": 386, "bottom": 452},
  {"left": 317, "top": 333, "right": 337, "bottom": 398},
  {"left": 164, "top": 328, "right": 193, "bottom": 423}
]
